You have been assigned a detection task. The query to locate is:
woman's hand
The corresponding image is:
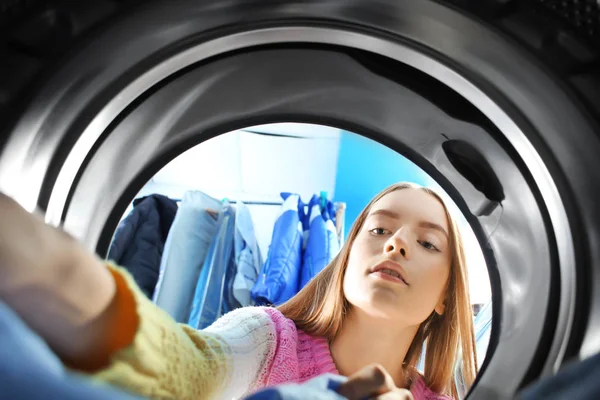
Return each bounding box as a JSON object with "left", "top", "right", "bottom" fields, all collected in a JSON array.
[
  {"left": 337, "top": 364, "right": 414, "bottom": 400},
  {"left": 0, "top": 193, "right": 116, "bottom": 365}
]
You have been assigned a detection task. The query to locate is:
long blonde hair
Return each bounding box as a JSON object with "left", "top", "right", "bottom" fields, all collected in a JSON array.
[{"left": 278, "top": 182, "right": 477, "bottom": 397}]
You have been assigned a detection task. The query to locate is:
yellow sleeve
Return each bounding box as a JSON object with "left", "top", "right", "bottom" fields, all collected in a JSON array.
[{"left": 88, "top": 263, "right": 231, "bottom": 400}]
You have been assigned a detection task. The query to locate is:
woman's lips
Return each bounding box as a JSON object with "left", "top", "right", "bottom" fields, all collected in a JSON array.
[
  {"left": 370, "top": 260, "right": 409, "bottom": 285},
  {"left": 371, "top": 270, "right": 408, "bottom": 285}
]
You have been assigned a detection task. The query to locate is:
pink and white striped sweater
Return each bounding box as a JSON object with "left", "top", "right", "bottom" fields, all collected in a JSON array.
[{"left": 93, "top": 265, "right": 450, "bottom": 400}]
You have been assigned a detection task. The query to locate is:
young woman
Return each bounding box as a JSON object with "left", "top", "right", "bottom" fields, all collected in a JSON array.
[{"left": 0, "top": 182, "right": 477, "bottom": 400}]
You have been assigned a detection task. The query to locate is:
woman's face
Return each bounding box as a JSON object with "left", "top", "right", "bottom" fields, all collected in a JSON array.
[{"left": 343, "top": 189, "right": 452, "bottom": 325}]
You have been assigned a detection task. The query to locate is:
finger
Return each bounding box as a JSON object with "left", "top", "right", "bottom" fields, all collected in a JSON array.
[
  {"left": 337, "top": 364, "right": 396, "bottom": 400},
  {"left": 375, "top": 388, "right": 414, "bottom": 400}
]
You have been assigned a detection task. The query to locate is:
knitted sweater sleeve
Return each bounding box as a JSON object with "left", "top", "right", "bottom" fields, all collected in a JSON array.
[{"left": 90, "top": 264, "right": 278, "bottom": 400}]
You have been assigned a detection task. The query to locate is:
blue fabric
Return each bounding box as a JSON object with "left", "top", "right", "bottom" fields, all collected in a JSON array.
[
  {"left": 243, "top": 373, "right": 347, "bottom": 400},
  {"left": 301, "top": 199, "right": 311, "bottom": 252},
  {"left": 518, "top": 352, "right": 600, "bottom": 400},
  {"left": 107, "top": 194, "right": 178, "bottom": 299},
  {"left": 188, "top": 203, "right": 238, "bottom": 329},
  {"left": 251, "top": 193, "right": 305, "bottom": 306},
  {"left": 232, "top": 201, "right": 263, "bottom": 307},
  {"left": 222, "top": 247, "right": 242, "bottom": 315},
  {"left": 326, "top": 200, "right": 337, "bottom": 229},
  {"left": 0, "top": 301, "right": 142, "bottom": 400},
  {"left": 153, "top": 191, "right": 221, "bottom": 323},
  {"left": 300, "top": 195, "right": 340, "bottom": 288}
]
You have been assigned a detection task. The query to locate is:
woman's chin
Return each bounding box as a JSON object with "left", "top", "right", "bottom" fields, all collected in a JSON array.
[{"left": 352, "top": 292, "right": 404, "bottom": 320}]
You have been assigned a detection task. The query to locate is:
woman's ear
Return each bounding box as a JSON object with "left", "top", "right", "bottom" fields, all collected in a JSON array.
[
  {"left": 435, "top": 278, "right": 450, "bottom": 315},
  {"left": 434, "top": 298, "right": 446, "bottom": 316}
]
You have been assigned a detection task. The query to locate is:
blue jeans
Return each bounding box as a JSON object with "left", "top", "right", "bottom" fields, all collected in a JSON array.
[
  {"left": 0, "top": 301, "right": 142, "bottom": 400},
  {"left": 244, "top": 374, "right": 347, "bottom": 400}
]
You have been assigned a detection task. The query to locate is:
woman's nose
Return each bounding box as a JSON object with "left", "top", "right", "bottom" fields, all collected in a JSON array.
[{"left": 384, "top": 229, "right": 409, "bottom": 259}]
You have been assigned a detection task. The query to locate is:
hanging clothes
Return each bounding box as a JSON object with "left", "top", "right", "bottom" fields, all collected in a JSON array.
[
  {"left": 107, "top": 194, "right": 178, "bottom": 299},
  {"left": 301, "top": 197, "right": 312, "bottom": 252},
  {"left": 251, "top": 193, "right": 305, "bottom": 306},
  {"left": 325, "top": 199, "right": 337, "bottom": 229},
  {"left": 222, "top": 247, "right": 242, "bottom": 315},
  {"left": 188, "top": 203, "right": 238, "bottom": 329},
  {"left": 300, "top": 195, "right": 340, "bottom": 288},
  {"left": 153, "top": 191, "right": 221, "bottom": 323},
  {"left": 232, "top": 201, "right": 263, "bottom": 307},
  {"left": 334, "top": 203, "right": 346, "bottom": 247},
  {"left": 474, "top": 300, "right": 493, "bottom": 365}
]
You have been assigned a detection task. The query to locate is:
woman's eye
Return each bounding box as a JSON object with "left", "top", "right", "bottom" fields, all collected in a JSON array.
[
  {"left": 369, "top": 227, "right": 389, "bottom": 236},
  {"left": 419, "top": 240, "right": 440, "bottom": 252}
]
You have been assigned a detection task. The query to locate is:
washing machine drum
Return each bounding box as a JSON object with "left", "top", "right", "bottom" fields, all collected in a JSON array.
[{"left": 1, "top": 1, "right": 599, "bottom": 398}]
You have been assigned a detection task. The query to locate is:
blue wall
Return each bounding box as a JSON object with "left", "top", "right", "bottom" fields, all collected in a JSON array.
[{"left": 334, "top": 131, "right": 434, "bottom": 237}]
